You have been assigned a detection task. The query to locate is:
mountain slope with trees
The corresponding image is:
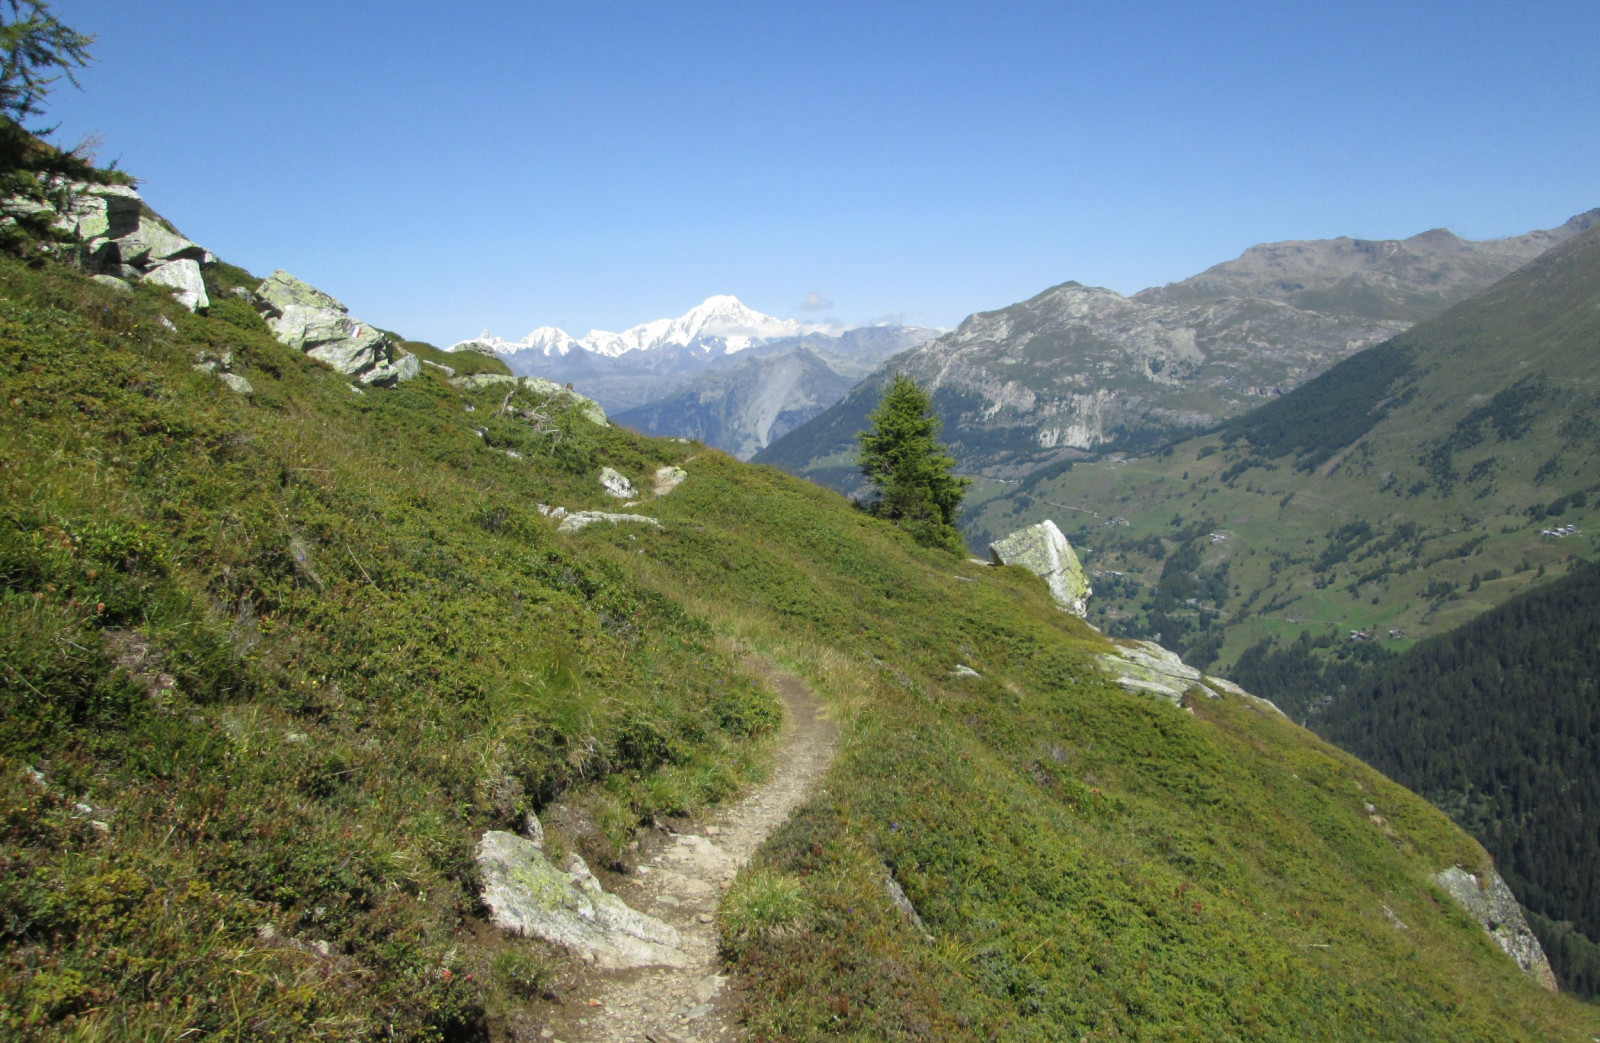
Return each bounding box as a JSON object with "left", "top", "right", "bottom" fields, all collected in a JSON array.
[
  {"left": 1233, "top": 559, "right": 1600, "bottom": 998},
  {"left": 756, "top": 210, "right": 1599, "bottom": 495},
  {"left": 3, "top": 205, "right": 1597, "bottom": 1038},
  {"left": 974, "top": 221, "right": 1600, "bottom": 670},
  {"left": 2, "top": 10, "right": 1597, "bottom": 1035}
]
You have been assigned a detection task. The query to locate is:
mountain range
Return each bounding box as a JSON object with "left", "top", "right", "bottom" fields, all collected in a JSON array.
[
  {"left": 756, "top": 209, "right": 1600, "bottom": 494},
  {"left": 452, "top": 295, "right": 938, "bottom": 454}
]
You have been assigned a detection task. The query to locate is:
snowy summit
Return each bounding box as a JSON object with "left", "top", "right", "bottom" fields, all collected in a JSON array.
[{"left": 454, "top": 295, "right": 840, "bottom": 360}]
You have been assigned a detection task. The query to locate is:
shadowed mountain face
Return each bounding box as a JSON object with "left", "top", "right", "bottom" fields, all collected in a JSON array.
[
  {"left": 613, "top": 348, "right": 857, "bottom": 460},
  {"left": 757, "top": 209, "right": 1600, "bottom": 494}
]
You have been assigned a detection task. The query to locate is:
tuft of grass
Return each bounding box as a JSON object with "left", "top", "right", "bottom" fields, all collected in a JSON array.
[{"left": 720, "top": 867, "right": 812, "bottom": 959}]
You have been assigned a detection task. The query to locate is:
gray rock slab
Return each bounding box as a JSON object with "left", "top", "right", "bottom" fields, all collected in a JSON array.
[
  {"left": 143, "top": 258, "right": 210, "bottom": 312},
  {"left": 1433, "top": 866, "right": 1558, "bottom": 991},
  {"left": 989, "top": 519, "right": 1092, "bottom": 617},
  {"left": 254, "top": 269, "right": 345, "bottom": 316},
  {"left": 653, "top": 465, "right": 688, "bottom": 496},
  {"left": 114, "top": 217, "right": 206, "bottom": 266},
  {"left": 476, "top": 830, "right": 686, "bottom": 969},
  {"left": 557, "top": 511, "right": 661, "bottom": 534}
]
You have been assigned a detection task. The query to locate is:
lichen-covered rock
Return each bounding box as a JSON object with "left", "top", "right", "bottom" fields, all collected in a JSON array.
[
  {"left": 653, "top": 465, "right": 687, "bottom": 496},
  {"left": 476, "top": 830, "right": 686, "bottom": 969},
  {"left": 599, "top": 467, "right": 636, "bottom": 499},
  {"left": 252, "top": 270, "right": 417, "bottom": 386},
  {"left": 60, "top": 183, "right": 141, "bottom": 240},
  {"left": 143, "top": 258, "right": 209, "bottom": 312},
  {"left": 989, "top": 519, "right": 1092, "bottom": 616},
  {"left": 557, "top": 511, "right": 661, "bottom": 535},
  {"left": 1097, "top": 640, "right": 1210, "bottom": 704},
  {"left": 1433, "top": 867, "right": 1558, "bottom": 991},
  {"left": 112, "top": 217, "right": 207, "bottom": 267},
  {"left": 447, "top": 374, "right": 609, "bottom": 427}
]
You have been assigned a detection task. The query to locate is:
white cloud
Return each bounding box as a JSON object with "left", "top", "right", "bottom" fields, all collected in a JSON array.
[{"left": 799, "top": 290, "right": 833, "bottom": 312}]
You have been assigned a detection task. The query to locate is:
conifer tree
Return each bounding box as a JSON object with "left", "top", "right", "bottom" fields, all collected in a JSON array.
[
  {"left": 0, "top": 1, "right": 107, "bottom": 254},
  {"left": 857, "top": 374, "right": 971, "bottom": 551}
]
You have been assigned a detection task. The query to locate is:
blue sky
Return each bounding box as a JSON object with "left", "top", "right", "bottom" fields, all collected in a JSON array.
[{"left": 43, "top": 1, "right": 1600, "bottom": 344}]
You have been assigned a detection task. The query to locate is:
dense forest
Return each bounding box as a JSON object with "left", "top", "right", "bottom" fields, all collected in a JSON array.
[{"left": 1234, "top": 559, "right": 1600, "bottom": 999}]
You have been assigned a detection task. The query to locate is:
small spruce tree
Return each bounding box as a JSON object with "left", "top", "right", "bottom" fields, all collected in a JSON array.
[{"left": 857, "top": 374, "right": 971, "bottom": 551}]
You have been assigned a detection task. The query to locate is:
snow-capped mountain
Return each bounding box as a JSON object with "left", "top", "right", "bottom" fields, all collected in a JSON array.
[
  {"left": 448, "top": 295, "right": 935, "bottom": 415},
  {"left": 454, "top": 295, "right": 838, "bottom": 361}
]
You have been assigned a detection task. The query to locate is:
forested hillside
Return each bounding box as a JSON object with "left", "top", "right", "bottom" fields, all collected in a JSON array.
[
  {"left": 974, "top": 222, "right": 1600, "bottom": 673},
  {"left": 1288, "top": 559, "right": 1600, "bottom": 999}
]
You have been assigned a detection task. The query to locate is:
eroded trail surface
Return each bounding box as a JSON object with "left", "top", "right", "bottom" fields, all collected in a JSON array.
[{"left": 539, "top": 664, "right": 837, "bottom": 1043}]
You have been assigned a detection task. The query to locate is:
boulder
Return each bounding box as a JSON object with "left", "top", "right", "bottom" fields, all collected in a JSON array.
[
  {"left": 90, "top": 274, "right": 133, "bottom": 293},
  {"left": 1433, "top": 867, "right": 1558, "bottom": 991},
  {"left": 143, "top": 258, "right": 210, "bottom": 312},
  {"left": 252, "top": 270, "right": 418, "bottom": 386},
  {"left": 989, "top": 519, "right": 1092, "bottom": 616},
  {"left": 476, "top": 830, "right": 686, "bottom": 969},
  {"left": 599, "top": 467, "right": 636, "bottom": 499},
  {"left": 112, "top": 216, "right": 207, "bottom": 267},
  {"left": 60, "top": 183, "right": 141, "bottom": 240}
]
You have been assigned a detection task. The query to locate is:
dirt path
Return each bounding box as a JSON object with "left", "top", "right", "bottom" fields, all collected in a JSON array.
[{"left": 537, "top": 663, "right": 837, "bottom": 1043}]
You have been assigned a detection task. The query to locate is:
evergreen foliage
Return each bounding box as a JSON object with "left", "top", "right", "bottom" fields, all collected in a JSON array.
[
  {"left": 1233, "top": 560, "right": 1600, "bottom": 998},
  {"left": 0, "top": 0, "right": 92, "bottom": 126},
  {"left": 857, "top": 373, "right": 971, "bottom": 551},
  {"left": 0, "top": 4, "right": 119, "bottom": 256}
]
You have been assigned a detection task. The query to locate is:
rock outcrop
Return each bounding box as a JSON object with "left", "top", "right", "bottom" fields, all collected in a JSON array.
[
  {"left": 556, "top": 511, "right": 662, "bottom": 535},
  {"left": 989, "top": 520, "right": 1092, "bottom": 616},
  {"left": 448, "top": 374, "right": 609, "bottom": 427},
  {"left": 252, "top": 270, "right": 419, "bottom": 386},
  {"left": 652, "top": 465, "right": 688, "bottom": 496},
  {"left": 1433, "top": 866, "right": 1558, "bottom": 991},
  {"left": 1095, "top": 638, "right": 1288, "bottom": 716},
  {"left": 1097, "top": 640, "right": 1212, "bottom": 703},
  {"left": 476, "top": 830, "right": 686, "bottom": 969},
  {"left": 13, "top": 181, "right": 215, "bottom": 311}
]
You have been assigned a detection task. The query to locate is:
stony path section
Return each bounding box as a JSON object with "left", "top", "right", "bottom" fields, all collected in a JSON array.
[{"left": 539, "top": 663, "right": 837, "bottom": 1043}]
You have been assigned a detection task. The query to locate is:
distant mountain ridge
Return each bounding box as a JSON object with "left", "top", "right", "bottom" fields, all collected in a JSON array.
[
  {"left": 1136, "top": 211, "right": 1600, "bottom": 319},
  {"left": 457, "top": 294, "right": 835, "bottom": 360},
  {"left": 758, "top": 209, "right": 1600, "bottom": 493},
  {"left": 450, "top": 295, "right": 937, "bottom": 415}
]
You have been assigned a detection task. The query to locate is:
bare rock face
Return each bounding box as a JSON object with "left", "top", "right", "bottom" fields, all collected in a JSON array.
[
  {"left": 476, "top": 830, "right": 687, "bottom": 969},
  {"left": 1433, "top": 866, "right": 1558, "bottom": 992},
  {"left": 989, "top": 519, "right": 1092, "bottom": 616},
  {"left": 253, "top": 270, "right": 419, "bottom": 386}
]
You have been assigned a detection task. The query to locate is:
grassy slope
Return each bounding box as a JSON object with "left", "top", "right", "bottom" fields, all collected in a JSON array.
[
  {"left": 0, "top": 256, "right": 1595, "bottom": 1039},
  {"left": 973, "top": 226, "right": 1600, "bottom": 678}
]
